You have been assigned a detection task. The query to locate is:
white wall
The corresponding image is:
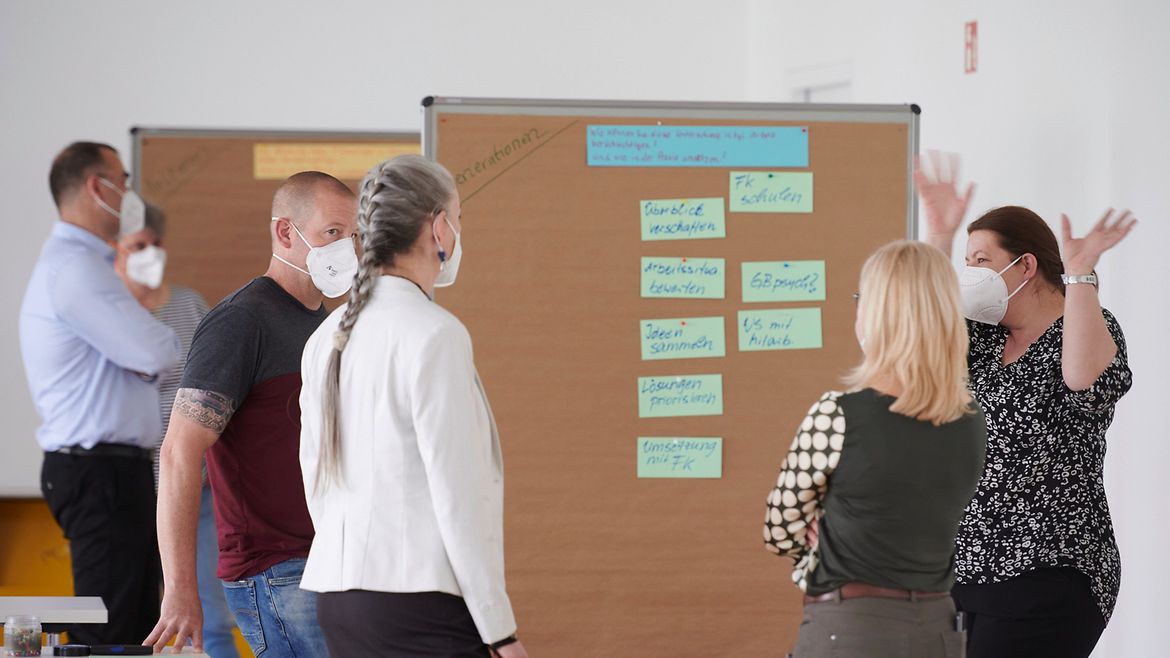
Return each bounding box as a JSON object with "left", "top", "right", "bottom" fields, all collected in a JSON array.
[
  {"left": 2, "top": 1, "right": 1165, "bottom": 654},
  {"left": 0, "top": 0, "right": 765, "bottom": 496},
  {"left": 750, "top": 1, "right": 1168, "bottom": 655}
]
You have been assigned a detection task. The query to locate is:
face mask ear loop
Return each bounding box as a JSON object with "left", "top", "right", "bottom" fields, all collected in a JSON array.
[
  {"left": 270, "top": 217, "right": 313, "bottom": 276},
  {"left": 432, "top": 210, "right": 448, "bottom": 264},
  {"left": 998, "top": 254, "right": 1030, "bottom": 302},
  {"left": 996, "top": 254, "right": 1025, "bottom": 277},
  {"left": 93, "top": 178, "right": 123, "bottom": 218},
  {"left": 1004, "top": 277, "right": 1031, "bottom": 302}
]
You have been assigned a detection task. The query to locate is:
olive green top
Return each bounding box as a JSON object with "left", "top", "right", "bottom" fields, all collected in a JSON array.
[{"left": 764, "top": 389, "right": 986, "bottom": 594}]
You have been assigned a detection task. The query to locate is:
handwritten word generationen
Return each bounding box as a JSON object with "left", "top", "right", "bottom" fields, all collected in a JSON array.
[
  {"left": 637, "top": 437, "right": 723, "bottom": 478},
  {"left": 587, "top": 125, "right": 809, "bottom": 168},
  {"left": 641, "top": 257, "right": 725, "bottom": 299},
  {"left": 452, "top": 127, "right": 546, "bottom": 186},
  {"left": 640, "top": 198, "right": 726, "bottom": 241},
  {"left": 730, "top": 171, "right": 814, "bottom": 213},
  {"left": 742, "top": 260, "right": 827, "bottom": 302},
  {"left": 738, "top": 308, "right": 823, "bottom": 351},
  {"left": 638, "top": 374, "right": 723, "bottom": 418},
  {"left": 641, "top": 317, "right": 726, "bottom": 360}
]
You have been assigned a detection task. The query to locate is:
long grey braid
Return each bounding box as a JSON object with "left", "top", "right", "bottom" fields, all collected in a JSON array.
[{"left": 316, "top": 154, "right": 457, "bottom": 491}]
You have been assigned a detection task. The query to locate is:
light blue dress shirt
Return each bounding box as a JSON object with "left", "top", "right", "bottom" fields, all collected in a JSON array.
[{"left": 19, "top": 221, "right": 180, "bottom": 451}]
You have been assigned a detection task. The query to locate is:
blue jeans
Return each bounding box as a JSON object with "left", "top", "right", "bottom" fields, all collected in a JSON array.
[
  {"left": 197, "top": 486, "right": 241, "bottom": 658},
  {"left": 221, "top": 558, "right": 327, "bottom": 658}
]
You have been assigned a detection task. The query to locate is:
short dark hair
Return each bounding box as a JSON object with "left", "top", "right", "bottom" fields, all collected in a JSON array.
[
  {"left": 49, "top": 141, "right": 116, "bottom": 208},
  {"left": 968, "top": 206, "right": 1065, "bottom": 292}
]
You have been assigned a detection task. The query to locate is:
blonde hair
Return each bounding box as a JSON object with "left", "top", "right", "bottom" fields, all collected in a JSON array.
[{"left": 844, "top": 240, "right": 974, "bottom": 425}]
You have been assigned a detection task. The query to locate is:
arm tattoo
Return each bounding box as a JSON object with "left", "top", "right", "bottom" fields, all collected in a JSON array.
[{"left": 174, "top": 388, "right": 238, "bottom": 434}]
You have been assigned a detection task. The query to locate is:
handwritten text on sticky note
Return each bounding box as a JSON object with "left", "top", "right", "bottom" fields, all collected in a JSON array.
[
  {"left": 642, "top": 257, "right": 726, "bottom": 299},
  {"left": 638, "top": 374, "right": 723, "bottom": 418},
  {"left": 640, "top": 198, "right": 726, "bottom": 241},
  {"left": 641, "top": 316, "right": 726, "bottom": 360},
  {"left": 738, "top": 308, "right": 823, "bottom": 351},
  {"left": 730, "top": 172, "right": 814, "bottom": 213},
  {"left": 588, "top": 125, "right": 808, "bottom": 168},
  {"left": 742, "top": 260, "right": 826, "bottom": 302},
  {"left": 637, "top": 437, "right": 723, "bottom": 478}
]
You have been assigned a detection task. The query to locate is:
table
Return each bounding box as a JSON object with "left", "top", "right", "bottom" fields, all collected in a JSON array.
[{"left": 0, "top": 598, "right": 107, "bottom": 625}]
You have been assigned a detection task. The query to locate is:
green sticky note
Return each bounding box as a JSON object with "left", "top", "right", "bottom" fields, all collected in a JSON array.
[
  {"left": 738, "top": 308, "right": 823, "bottom": 351},
  {"left": 637, "top": 437, "right": 723, "bottom": 478},
  {"left": 742, "top": 260, "right": 826, "bottom": 302},
  {"left": 641, "top": 257, "right": 726, "bottom": 299},
  {"left": 640, "top": 316, "right": 726, "bottom": 360},
  {"left": 729, "top": 172, "right": 814, "bottom": 213},
  {"left": 638, "top": 374, "right": 723, "bottom": 418},
  {"left": 640, "top": 198, "right": 727, "bottom": 241}
]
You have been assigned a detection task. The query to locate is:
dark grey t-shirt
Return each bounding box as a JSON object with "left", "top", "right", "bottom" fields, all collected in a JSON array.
[{"left": 180, "top": 276, "right": 327, "bottom": 580}]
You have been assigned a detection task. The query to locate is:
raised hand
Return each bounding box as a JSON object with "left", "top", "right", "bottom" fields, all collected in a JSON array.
[
  {"left": 1061, "top": 209, "right": 1138, "bottom": 275},
  {"left": 915, "top": 151, "right": 976, "bottom": 243}
]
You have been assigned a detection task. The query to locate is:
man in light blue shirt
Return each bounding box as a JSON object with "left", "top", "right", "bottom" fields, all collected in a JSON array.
[{"left": 19, "top": 141, "right": 179, "bottom": 645}]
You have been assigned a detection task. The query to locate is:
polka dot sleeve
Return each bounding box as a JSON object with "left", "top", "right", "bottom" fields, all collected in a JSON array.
[{"left": 763, "top": 392, "right": 845, "bottom": 589}]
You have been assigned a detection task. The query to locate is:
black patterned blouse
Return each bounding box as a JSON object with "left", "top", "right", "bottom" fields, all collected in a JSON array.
[{"left": 954, "top": 308, "right": 1132, "bottom": 621}]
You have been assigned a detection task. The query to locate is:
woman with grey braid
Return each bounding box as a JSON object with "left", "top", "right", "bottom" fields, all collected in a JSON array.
[{"left": 297, "top": 155, "right": 528, "bottom": 658}]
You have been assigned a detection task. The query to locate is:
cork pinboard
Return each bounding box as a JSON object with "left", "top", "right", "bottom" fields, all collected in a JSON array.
[
  {"left": 423, "top": 98, "right": 919, "bottom": 656},
  {"left": 131, "top": 128, "right": 419, "bottom": 309}
]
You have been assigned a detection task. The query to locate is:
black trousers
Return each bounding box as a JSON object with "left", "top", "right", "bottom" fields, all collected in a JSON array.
[
  {"left": 317, "top": 590, "right": 491, "bottom": 658},
  {"left": 952, "top": 567, "right": 1107, "bottom": 658},
  {"left": 41, "top": 451, "right": 161, "bottom": 645}
]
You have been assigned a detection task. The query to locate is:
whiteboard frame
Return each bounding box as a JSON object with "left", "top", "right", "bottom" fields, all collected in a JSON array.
[
  {"left": 421, "top": 96, "right": 919, "bottom": 238},
  {"left": 130, "top": 127, "right": 420, "bottom": 190}
]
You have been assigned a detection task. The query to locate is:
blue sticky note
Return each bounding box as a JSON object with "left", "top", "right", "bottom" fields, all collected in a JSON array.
[
  {"left": 738, "top": 308, "right": 823, "bottom": 351},
  {"left": 640, "top": 198, "right": 727, "bottom": 241},
  {"left": 637, "top": 437, "right": 723, "bottom": 478},
  {"left": 641, "top": 257, "right": 725, "bottom": 299},
  {"left": 640, "top": 316, "right": 726, "bottom": 360},
  {"left": 742, "top": 260, "right": 826, "bottom": 302},
  {"left": 638, "top": 374, "right": 723, "bottom": 418},
  {"left": 729, "top": 172, "right": 814, "bottom": 213},
  {"left": 588, "top": 125, "right": 809, "bottom": 168}
]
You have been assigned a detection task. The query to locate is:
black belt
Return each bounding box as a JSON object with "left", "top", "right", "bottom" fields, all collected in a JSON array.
[{"left": 53, "top": 444, "right": 152, "bottom": 460}]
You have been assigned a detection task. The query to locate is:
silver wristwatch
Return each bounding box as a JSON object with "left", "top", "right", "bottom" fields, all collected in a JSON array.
[{"left": 1061, "top": 273, "right": 1098, "bottom": 286}]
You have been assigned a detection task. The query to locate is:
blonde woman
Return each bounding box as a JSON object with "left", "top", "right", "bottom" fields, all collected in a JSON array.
[
  {"left": 299, "top": 155, "right": 527, "bottom": 658},
  {"left": 764, "top": 241, "right": 986, "bottom": 657}
]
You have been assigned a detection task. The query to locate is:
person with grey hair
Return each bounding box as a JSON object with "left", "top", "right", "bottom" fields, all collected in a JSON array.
[{"left": 299, "top": 155, "right": 528, "bottom": 658}]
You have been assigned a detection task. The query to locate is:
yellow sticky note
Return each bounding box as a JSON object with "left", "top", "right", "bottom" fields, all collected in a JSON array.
[{"left": 253, "top": 143, "right": 419, "bottom": 180}]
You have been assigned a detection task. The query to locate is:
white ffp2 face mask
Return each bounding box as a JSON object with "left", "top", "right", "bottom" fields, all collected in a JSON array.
[
  {"left": 433, "top": 214, "right": 462, "bottom": 288},
  {"left": 958, "top": 255, "right": 1030, "bottom": 325},
  {"left": 271, "top": 218, "right": 359, "bottom": 298},
  {"left": 126, "top": 245, "right": 167, "bottom": 289},
  {"left": 95, "top": 177, "right": 146, "bottom": 237}
]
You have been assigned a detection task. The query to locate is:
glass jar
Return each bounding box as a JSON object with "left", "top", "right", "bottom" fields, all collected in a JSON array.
[{"left": 3, "top": 615, "right": 42, "bottom": 657}]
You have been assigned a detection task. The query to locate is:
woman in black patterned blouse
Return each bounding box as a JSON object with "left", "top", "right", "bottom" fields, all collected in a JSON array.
[{"left": 918, "top": 153, "right": 1136, "bottom": 658}]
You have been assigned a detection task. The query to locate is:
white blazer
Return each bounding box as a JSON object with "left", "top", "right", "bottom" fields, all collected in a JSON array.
[{"left": 299, "top": 275, "right": 516, "bottom": 643}]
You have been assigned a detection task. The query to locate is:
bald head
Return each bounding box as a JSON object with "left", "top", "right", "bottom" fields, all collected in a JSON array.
[{"left": 271, "top": 171, "right": 354, "bottom": 225}]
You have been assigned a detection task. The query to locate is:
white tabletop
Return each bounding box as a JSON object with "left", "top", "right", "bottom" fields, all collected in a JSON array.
[{"left": 0, "top": 597, "right": 107, "bottom": 624}]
